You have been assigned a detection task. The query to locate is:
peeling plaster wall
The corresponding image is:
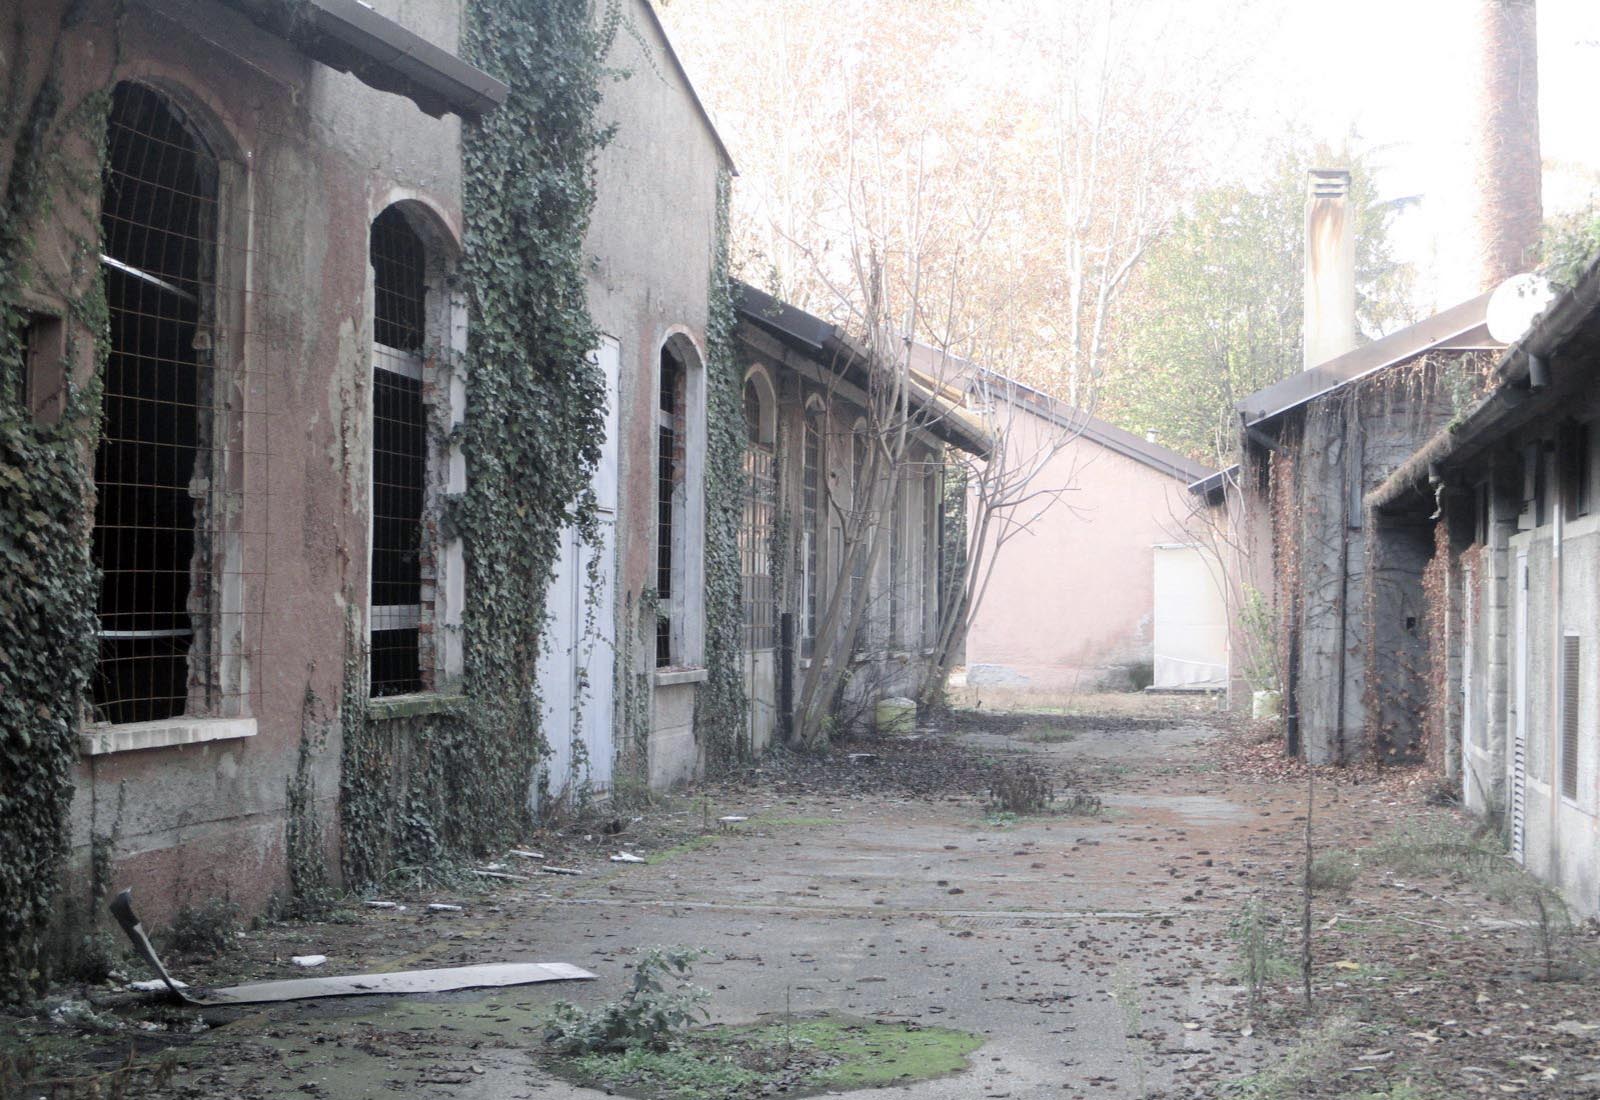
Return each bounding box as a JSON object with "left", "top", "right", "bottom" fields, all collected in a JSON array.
[
  {"left": 15, "top": 0, "right": 466, "bottom": 925},
  {"left": 583, "top": 0, "right": 724, "bottom": 787}
]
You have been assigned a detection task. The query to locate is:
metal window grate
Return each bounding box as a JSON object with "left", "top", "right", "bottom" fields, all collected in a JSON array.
[
  {"left": 656, "top": 349, "right": 681, "bottom": 667},
  {"left": 87, "top": 78, "right": 279, "bottom": 728},
  {"left": 741, "top": 443, "right": 776, "bottom": 650},
  {"left": 372, "top": 208, "right": 426, "bottom": 352},
  {"left": 370, "top": 369, "right": 426, "bottom": 695},
  {"left": 800, "top": 409, "right": 821, "bottom": 657},
  {"left": 94, "top": 83, "right": 217, "bottom": 724},
  {"left": 1562, "top": 634, "right": 1580, "bottom": 800},
  {"left": 369, "top": 211, "right": 429, "bottom": 697}
]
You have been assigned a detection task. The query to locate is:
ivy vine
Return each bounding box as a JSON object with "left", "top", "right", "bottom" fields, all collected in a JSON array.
[
  {"left": 339, "top": 0, "right": 613, "bottom": 881},
  {"left": 0, "top": 7, "right": 109, "bottom": 1002},
  {"left": 693, "top": 171, "right": 750, "bottom": 773}
]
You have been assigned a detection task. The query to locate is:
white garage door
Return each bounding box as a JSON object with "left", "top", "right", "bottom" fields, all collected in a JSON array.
[{"left": 1153, "top": 544, "right": 1228, "bottom": 690}]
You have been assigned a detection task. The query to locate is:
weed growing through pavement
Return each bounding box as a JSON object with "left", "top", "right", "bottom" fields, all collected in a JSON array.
[
  {"left": 1225, "top": 1015, "right": 1357, "bottom": 1099},
  {"left": 1373, "top": 819, "right": 1591, "bottom": 980},
  {"left": 1308, "top": 850, "right": 1358, "bottom": 895},
  {"left": 1229, "top": 896, "right": 1296, "bottom": 1017},
  {"left": 1111, "top": 964, "right": 1149, "bottom": 1099},
  {"left": 546, "top": 946, "right": 708, "bottom": 1054},
  {"left": 164, "top": 897, "right": 241, "bottom": 958},
  {"left": 988, "top": 764, "right": 1053, "bottom": 814}
]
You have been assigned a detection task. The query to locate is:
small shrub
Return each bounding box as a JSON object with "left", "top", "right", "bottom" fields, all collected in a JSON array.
[
  {"left": 987, "top": 765, "right": 1052, "bottom": 815},
  {"left": 1056, "top": 788, "right": 1103, "bottom": 816},
  {"left": 164, "top": 897, "right": 240, "bottom": 958},
  {"left": 1229, "top": 897, "right": 1295, "bottom": 1013},
  {"left": 546, "top": 946, "right": 709, "bottom": 1054},
  {"left": 1307, "top": 851, "right": 1358, "bottom": 895}
]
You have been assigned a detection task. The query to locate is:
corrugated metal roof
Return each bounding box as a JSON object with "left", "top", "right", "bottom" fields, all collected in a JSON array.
[{"left": 1238, "top": 291, "right": 1501, "bottom": 428}]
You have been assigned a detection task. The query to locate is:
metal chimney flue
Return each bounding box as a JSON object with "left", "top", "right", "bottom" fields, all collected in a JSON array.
[{"left": 1303, "top": 169, "right": 1356, "bottom": 371}]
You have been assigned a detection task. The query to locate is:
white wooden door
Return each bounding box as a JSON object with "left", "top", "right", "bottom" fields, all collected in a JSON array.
[{"left": 535, "top": 337, "right": 620, "bottom": 808}]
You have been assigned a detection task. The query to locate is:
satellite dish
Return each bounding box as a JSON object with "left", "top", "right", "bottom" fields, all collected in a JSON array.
[{"left": 1486, "top": 273, "right": 1557, "bottom": 344}]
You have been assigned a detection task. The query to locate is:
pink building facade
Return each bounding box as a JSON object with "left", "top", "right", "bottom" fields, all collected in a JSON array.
[{"left": 964, "top": 381, "right": 1218, "bottom": 696}]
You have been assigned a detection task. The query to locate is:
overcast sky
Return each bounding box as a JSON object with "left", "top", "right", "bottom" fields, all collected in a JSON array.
[{"left": 1266, "top": 0, "right": 1600, "bottom": 309}]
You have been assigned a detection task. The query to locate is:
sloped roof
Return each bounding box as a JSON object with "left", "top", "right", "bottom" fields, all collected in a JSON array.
[
  {"left": 640, "top": 1, "right": 737, "bottom": 172},
  {"left": 966, "top": 369, "right": 1216, "bottom": 485},
  {"left": 1238, "top": 291, "right": 1501, "bottom": 428},
  {"left": 731, "top": 282, "right": 990, "bottom": 457},
  {"left": 1369, "top": 254, "right": 1600, "bottom": 510}
]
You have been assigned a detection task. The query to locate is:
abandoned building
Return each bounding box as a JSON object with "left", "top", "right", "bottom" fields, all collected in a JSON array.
[
  {"left": 731, "top": 284, "right": 988, "bottom": 747},
  {"left": 1238, "top": 170, "right": 1506, "bottom": 764},
  {"left": 956, "top": 372, "right": 1226, "bottom": 697},
  {"left": 1, "top": 0, "right": 734, "bottom": 949},
  {"left": 1366, "top": 257, "right": 1600, "bottom": 917}
]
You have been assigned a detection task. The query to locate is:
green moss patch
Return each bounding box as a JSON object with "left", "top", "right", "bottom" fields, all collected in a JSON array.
[{"left": 549, "top": 1013, "right": 982, "bottom": 1098}]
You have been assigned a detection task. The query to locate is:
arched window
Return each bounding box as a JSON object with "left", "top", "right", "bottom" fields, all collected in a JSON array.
[
  {"left": 368, "top": 204, "right": 445, "bottom": 697},
  {"left": 653, "top": 334, "right": 710, "bottom": 670},
  {"left": 92, "top": 82, "right": 220, "bottom": 723},
  {"left": 740, "top": 370, "right": 776, "bottom": 651}
]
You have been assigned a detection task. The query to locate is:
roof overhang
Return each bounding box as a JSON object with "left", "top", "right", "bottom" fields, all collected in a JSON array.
[
  {"left": 732, "top": 282, "right": 990, "bottom": 457},
  {"left": 1367, "top": 257, "right": 1600, "bottom": 513},
  {"left": 219, "top": 0, "right": 508, "bottom": 119},
  {"left": 1239, "top": 291, "right": 1501, "bottom": 429},
  {"left": 1187, "top": 465, "right": 1236, "bottom": 506},
  {"left": 972, "top": 369, "right": 1215, "bottom": 484}
]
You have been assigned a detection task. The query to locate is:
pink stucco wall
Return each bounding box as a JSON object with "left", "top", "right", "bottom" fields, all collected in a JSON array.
[{"left": 965, "top": 416, "right": 1200, "bottom": 693}]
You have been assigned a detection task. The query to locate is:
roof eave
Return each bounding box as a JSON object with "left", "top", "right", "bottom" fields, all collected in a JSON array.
[
  {"left": 1239, "top": 292, "right": 1500, "bottom": 429},
  {"left": 218, "top": 0, "right": 508, "bottom": 119}
]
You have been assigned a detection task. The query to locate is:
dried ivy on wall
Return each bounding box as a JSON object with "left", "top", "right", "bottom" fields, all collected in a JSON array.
[
  {"left": 694, "top": 171, "right": 750, "bottom": 773},
  {"left": 340, "top": 0, "right": 612, "bottom": 882},
  {"left": 0, "top": 11, "right": 108, "bottom": 1002}
]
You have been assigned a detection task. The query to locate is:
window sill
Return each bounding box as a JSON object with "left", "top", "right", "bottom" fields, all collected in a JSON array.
[
  {"left": 654, "top": 667, "right": 708, "bottom": 688},
  {"left": 366, "top": 693, "right": 468, "bottom": 721},
  {"left": 80, "top": 716, "right": 257, "bottom": 757}
]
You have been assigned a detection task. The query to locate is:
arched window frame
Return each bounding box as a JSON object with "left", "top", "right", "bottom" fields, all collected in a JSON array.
[
  {"left": 741, "top": 367, "right": 778, "bottom": 652},
  {"left": 366, "top": 199, "right": 466, "bottom": 699},
  {"left": 655, "top": 331, "right": 708, "bottom": 670},
  {"left": 86, "top": 79, "right": 259, "bottom": 742}
]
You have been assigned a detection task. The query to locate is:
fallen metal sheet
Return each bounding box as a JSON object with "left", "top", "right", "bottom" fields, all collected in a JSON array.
[
  {"left": 190, "top": 962, "right": 595, "bottom": 1005},
  {"left": 110, "top": 887, "right": 594, "bottom": 1006}
]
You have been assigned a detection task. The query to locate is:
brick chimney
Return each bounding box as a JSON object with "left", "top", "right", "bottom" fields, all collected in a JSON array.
[
  {"left": 1303, "top": 169, "right": 1356, "bottom": 370},
  {"left": 1470, "top": 0, "right": 1542, "bottom": 290}
]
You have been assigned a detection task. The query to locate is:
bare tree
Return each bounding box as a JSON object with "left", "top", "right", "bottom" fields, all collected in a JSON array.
[{"left": 921, "top": 369, "right": 1092, "bottom": 709}]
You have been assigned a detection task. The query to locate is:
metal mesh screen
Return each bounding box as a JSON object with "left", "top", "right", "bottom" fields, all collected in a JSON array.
[
  {"left": 741, "top": 444, "right": 776, "bottom": 650},
  {"left": 92, "top": 81, "right": 273, "bottom": 725},
  {"left": 656, "top": 348, "right": 681, "bottom": 667},
  {"left": 800, "top": 409, "right": 821, "bottom": 658},
  {"left": 369, "top": 211, "right": 429, "bottom": 697},
  {"left": 372, "top": 207, "right": 426, "bottom": 352}
]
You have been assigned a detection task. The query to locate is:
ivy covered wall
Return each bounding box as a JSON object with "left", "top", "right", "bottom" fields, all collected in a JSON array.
[
  {"left": 339, "top": 0, "right": 612, "bottom": 881},
  {"left": 693, "top": 171, "right": 750, "bottom": 774},
  {"left": 0, "top": 10, "right": 106, "bottom": 1002}
]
